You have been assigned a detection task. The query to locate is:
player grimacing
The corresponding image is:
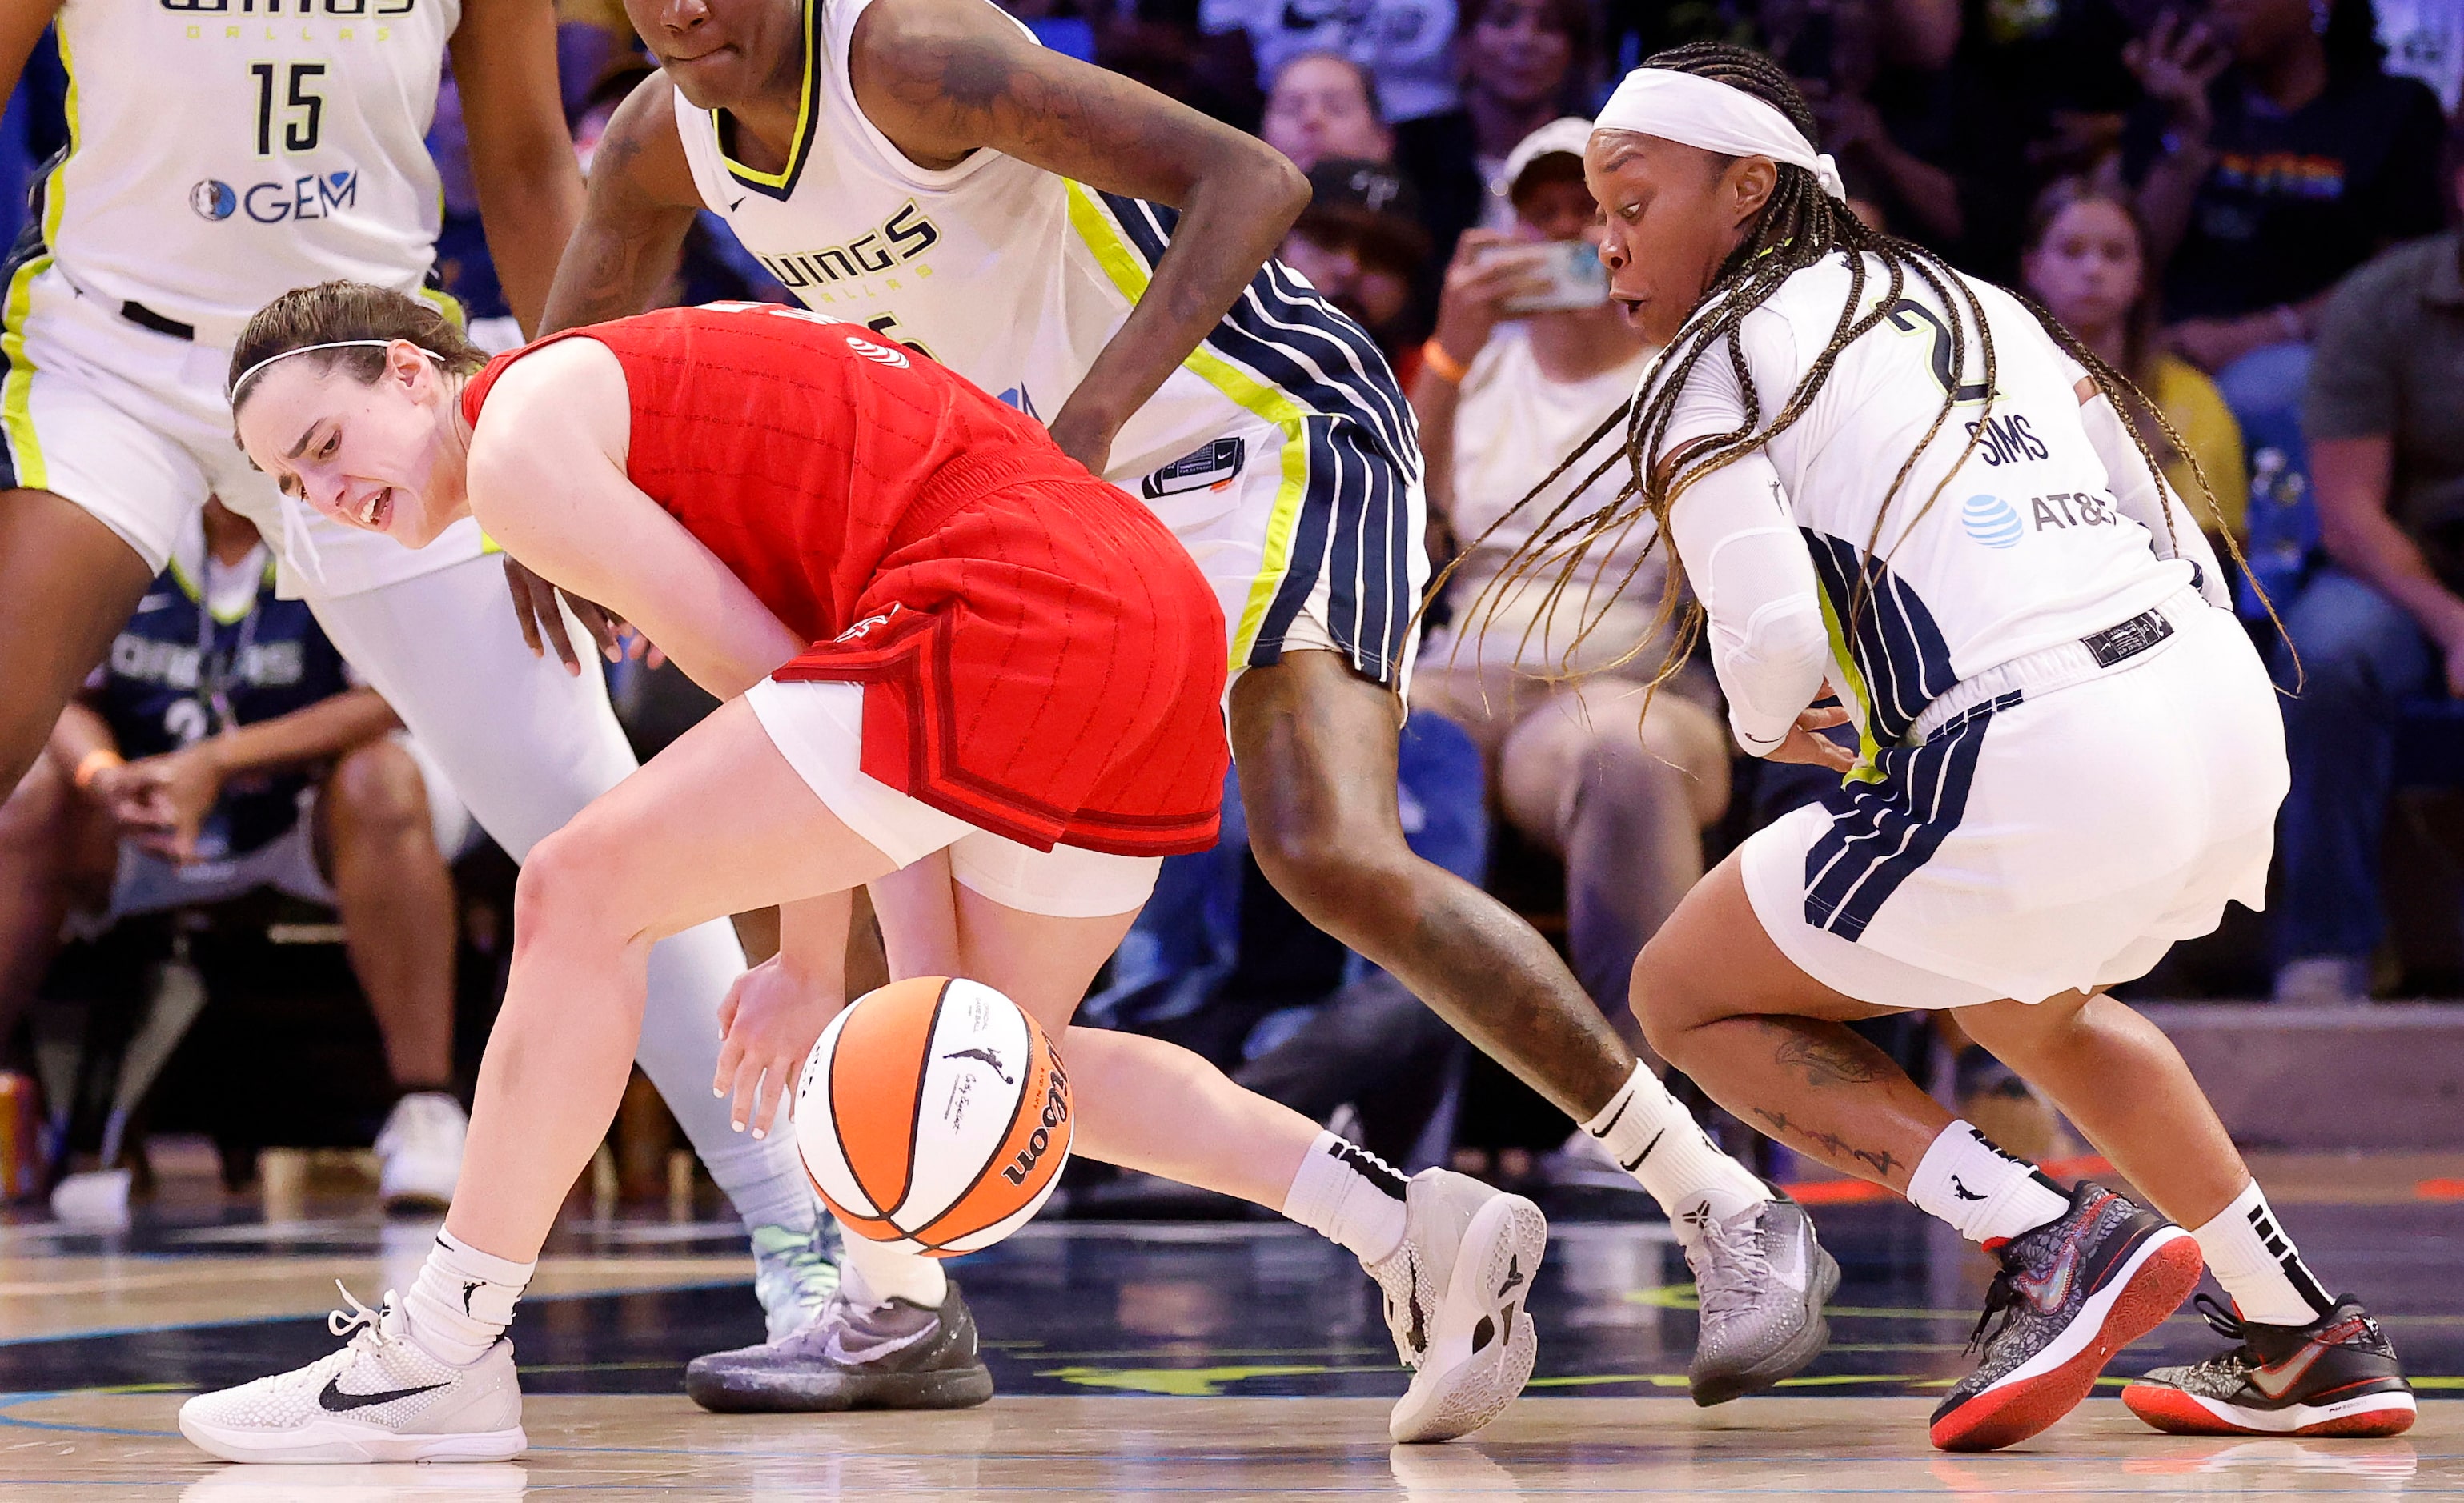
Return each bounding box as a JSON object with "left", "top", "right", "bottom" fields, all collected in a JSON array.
[
  {"left": 175, "top": 289, "right": 1549, "bottom": 1464},
  {"left": 519, "top": 0, "right": 1837, "bottom": 1407}
]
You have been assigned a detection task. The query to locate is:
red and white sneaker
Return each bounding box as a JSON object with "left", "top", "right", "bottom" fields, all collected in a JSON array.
[
  {"left": 1928, "top": 1180, "right": 2204, "bottom": 1452},
  {"left": 2122, "top": 1293, "right": 2417, "bottom": 1437}
]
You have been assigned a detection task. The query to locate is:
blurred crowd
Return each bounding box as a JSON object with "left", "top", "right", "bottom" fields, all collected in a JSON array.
[{"left": 7, "top": 0, "right": 2464, "bottom": 1207}]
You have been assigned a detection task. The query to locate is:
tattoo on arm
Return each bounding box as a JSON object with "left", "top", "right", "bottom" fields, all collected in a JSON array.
[{"left": 1753, "top": 1107, "right": 1904, "bottom": 1180}]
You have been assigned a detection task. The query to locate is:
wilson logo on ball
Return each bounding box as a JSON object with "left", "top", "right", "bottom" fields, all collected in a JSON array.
[{"left": 793, "top": 976, "right": 1072, "bottom": 1257}]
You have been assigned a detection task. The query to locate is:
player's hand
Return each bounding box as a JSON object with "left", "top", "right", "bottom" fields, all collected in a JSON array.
[
  {"left": 1046, "top": 406, "right": 1118, "bottom": 479},
  {"left": 1764, "top": 701, "right": 1860, "bottom": 773},
  {"left": 503, "top": 557, "right": 633, "bottom": 675},
  {"left": 713, "top": 955, "right": 847, "bottom": 1140}
]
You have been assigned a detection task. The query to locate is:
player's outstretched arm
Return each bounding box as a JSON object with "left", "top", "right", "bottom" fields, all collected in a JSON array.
[
  {"left": 450, "top": 0, "right": 587, "bottom": 336},
  {"left": 538, "top": 70, "right": 705, "bottom": 337},
  {"left": 850, "top": 0, "right": 1310, "bottom": 475},
  {"left": 0, "top": 0, "right": 59, "bottom": 116},
  {"left": 466, "top": 339, "right": 805, "bottom": 700}
]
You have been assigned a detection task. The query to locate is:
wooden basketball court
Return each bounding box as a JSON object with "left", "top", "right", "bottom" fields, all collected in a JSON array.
[{"left": 4, "top": 1147, "right": 2457, "bottom": 1498}]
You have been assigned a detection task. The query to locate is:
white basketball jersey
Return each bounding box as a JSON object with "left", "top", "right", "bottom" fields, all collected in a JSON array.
[
  {"left": 674, "top": 0, "right": 1416, "bottom": 494},
  {"left": 41, "top": 0, "right": 459, "bottom": 346},
  {"left": 1651, "top": 252, "right": 2194, "bottom": 746}
]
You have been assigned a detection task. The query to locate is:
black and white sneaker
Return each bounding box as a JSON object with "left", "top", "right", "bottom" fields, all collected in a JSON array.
[
  {"left": 1929, "top": 1180, "right": 2205, "bottom": 1452},
  {"left": 179, "top": 1286, "right": 524, "bottom": 1463},
  {"left": 2123, "top": 1293, "right": 2417, "bottom": 1437},
  {"left": 1366, "top": 1168, "right": 1548, "bottom": 1444},
  {"left": 684, "top": 1279, "right": 994, "bottom": 1413}
]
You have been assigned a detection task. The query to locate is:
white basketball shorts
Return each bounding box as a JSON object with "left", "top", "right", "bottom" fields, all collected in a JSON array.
[{"left": 1741, "top": 587, "right": 2287, "bottom": 1008}]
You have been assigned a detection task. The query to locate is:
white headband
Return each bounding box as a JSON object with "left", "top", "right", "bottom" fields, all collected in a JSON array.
[
  {"left": 1593, "top": 69, "right": 1846, "bottom": 202},
  {"left": 227, "top": 339, "right": 440, "bottom": 404}
]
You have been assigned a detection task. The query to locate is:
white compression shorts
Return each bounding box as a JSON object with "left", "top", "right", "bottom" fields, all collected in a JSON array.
[{"left": 744, "top": 678, "right": 1162, "bottom": 920}]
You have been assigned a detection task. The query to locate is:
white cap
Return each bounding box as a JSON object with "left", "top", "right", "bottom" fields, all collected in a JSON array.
[{"left": 1501, "top": 116, "right": 1597, "bottom": 196}]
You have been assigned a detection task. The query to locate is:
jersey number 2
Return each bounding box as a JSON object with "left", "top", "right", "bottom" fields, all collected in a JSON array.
[
  {"left": 251, "top": 62, "right": 327, "bottom": 156},
  {"left": 1884, "top": 299, "right": 1989, "bottom": 403}
]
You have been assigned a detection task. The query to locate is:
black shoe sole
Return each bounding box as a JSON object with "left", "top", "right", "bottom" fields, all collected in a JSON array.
[{"left": 684, "top": 1361, "right": 996, "bottom": 1413}]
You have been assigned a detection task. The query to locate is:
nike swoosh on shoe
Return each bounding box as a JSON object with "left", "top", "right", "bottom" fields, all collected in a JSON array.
[
  {"left": 821, "top": 1321, "right": 939, "bottom": 1367},
  {"left": 318, "top": 1377, "right": 450, "bottom": 1413}
]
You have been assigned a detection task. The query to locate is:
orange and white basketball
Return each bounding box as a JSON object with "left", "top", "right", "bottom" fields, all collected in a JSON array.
[{"left": 792, "top": 976, "right": 1072, "bottom": 1257}]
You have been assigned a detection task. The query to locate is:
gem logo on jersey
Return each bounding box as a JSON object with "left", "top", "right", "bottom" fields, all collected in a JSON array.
[
  {"left": 191, "top": 170, "right": 357, "bottom": 225},
  {"left": 1960, "top": 493, "right": 2025, "bottom": 550}
]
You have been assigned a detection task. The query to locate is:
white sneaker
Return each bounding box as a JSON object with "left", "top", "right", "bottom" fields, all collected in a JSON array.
[
  {"left": 179, "top": 1285, "right": 525, "bottom": 1463},
  {"left": 750, "top": 1220, "right": 843, "bottom": 1342},
  {"left": 375, "top": 1093, "right": 467, "bottom": 1212},
  {"left": 1365, "top": 1168, "right": 1547, "bottom": 1444}
]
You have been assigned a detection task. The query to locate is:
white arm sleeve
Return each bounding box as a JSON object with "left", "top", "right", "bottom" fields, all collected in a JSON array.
[
  {"left": 2076, "top": 383, "right": 2233, "bottom": 610},
  {"left": 1667, "top": 450, "right": 1834, "bottom": 756}
]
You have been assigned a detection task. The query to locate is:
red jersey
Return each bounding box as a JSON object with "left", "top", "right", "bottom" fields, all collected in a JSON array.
[{"left": 463, "top": 303, "right": 1227, "bottom": 856}]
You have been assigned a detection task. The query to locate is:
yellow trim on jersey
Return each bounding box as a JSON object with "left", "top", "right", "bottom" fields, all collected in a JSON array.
[
  {"left": 413, "top": 283, "right": 502, "bottom": 556},
  {"left": 1812, "top": 585, "right": 1886, "bottom": 783},
  {"left": 0, "top": 255, "right": 52, "bottom": 494},
  {"left": 1062, "top": 182, "right": 1309, "bottom": 671},
  {"left": 715, "top": 0, "right": 819, "bottom": 193}
]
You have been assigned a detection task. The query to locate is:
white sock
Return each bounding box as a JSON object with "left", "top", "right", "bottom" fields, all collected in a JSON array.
[
  {"left": 1583, "top": 1064, "right": 1772, "bottom": 1232},
  {"left": 2193, "top": 1180, "right": 2335, "bottom": 1326},
  {"left": 401, "top": 1229, "right": 535, "bottom": 1366},
  {"left": 835, "top": 1221, "right": 948, "bottom": 1310},
  {"left": 1906, "top": 1120, "right": 2071, "bottom": 1243},
  {"left": 1281, "top": 1131, "right": 1408, "bottom": 1265}
]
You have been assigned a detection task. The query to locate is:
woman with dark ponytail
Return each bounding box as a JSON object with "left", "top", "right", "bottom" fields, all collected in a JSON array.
[{"left": 1493, "top": 42, "right": 2414, "bottom": 1453}]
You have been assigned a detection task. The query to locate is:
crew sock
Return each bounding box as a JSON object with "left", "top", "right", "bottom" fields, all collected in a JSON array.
[
  {"left": 1281, "top": 1131, "right": 1409, "bottom": 1265},
  {"left": 835, "top": 1221, "right": 949, "bottom": 1311},
  {"left": 700, "top": 1132, "right": 821, "bottom": 1237},
  {"left": 1906, "top": 1120, "right": 2070, "bottom": 1243},
  {"left": 1583, "top": 1063, "right": 1774, "bottom": 1234},
  {"left": 2192, "top": 1180, "right": 2336, "bottom": 1326},
  {"left": 401, "top": 1228, "right": 536, "bottom": 1366}
]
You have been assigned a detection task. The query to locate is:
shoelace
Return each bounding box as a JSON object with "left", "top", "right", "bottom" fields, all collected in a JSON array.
[
  {"left": 269, "top": 1282, "right": 399, "bottom": 1388},
  {"left": 1966, "top": 1266, "right": 2022, "bottom": 1355},
  {"left": 1693, "top": 1215, "right": 1774, "bottom": 1324}
]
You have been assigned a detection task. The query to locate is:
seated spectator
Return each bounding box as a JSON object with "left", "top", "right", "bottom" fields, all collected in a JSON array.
[
  {"left": 0, "top": 500, "right": 477, "bottom": 1205},
  {"left": 2126, "top": 0, "right": 2446, "bottom": 475},
  {"left": 1393, "top": 0, "right": 1598, "bottom": 269},
  {"left": 2375, "top": 0, "right": 2462, "bottom": 114},
  {"left": 2271, "top": 164, "right": 2464, "bottom": 1004},
  {"left": 1279, "top": 157, "right": 1435, "bottom": 360},
  {"left": 1406, "top": 120, "right": 1730, "bottom": 1022},
  {"left": 1259, "top": 51, "right": 1394, "bottom": 172},
  {"left": 2021, "top": 177, "right": 2249, "bottom": 544},
  {"left": 1200, "top": 0, "right": 1459, "bottom": 126}
]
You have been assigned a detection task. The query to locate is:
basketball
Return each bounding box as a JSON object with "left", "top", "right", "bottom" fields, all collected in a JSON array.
[{"left": 792, "top": 976, "right": 1073, "bottom": 1257}]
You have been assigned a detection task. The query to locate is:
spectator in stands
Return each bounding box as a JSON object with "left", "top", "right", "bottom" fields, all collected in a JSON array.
[
  {"left": 1279, "top": 157, "right": 1435, "bottom": 360},
  {"left": 1259, "top": 51, "right": 1394, "bottom": 173},
  {"left": 0, "top": 500, "right": 476, "bottom": 1205},
  {"left": 1407, "top": 119, "right": 1730, "bottom": 1024},
  {"left": 2273, "top": 146, "right": 2464, "bottom": 1004},
  {"left": 2375, "top": 0, "right": 2462, "bottom": 114},
  {"left": 1201, "top": 0, "right": 1459, "bottom": 126},
  {"left": 1395, "top": 0, "right": 1599, "bottom": 270},
  {"left": 2127, "top": 0, "right": 2446, "bottom": 475},
  {"left": 2021, "top": 177, "right": 2250, "bottom": 543}
]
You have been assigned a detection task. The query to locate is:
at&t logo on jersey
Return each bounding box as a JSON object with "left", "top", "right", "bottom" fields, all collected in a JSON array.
[
  {"left": 1960, "top": 493, "right": 2025, "bottom": 550},
  {"left": 190, "top": 169, "right": 356, "bottom": 224}
]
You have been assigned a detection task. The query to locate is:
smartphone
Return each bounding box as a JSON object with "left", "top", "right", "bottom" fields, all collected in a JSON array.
[{"left": 1479, "top": 242, "right": 1610, "bottom": 314}]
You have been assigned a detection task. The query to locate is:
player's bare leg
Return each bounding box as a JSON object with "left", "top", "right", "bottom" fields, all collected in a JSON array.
[
  {"left": 0, "top": 491, "right": 153, "bottom": 796},
  {"left": 1230, "top": 647, "right": 1827, "bottom": 1401}
]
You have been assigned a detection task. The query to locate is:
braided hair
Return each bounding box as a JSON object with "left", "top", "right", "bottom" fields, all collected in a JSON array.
[{"left": 1449, "top": 42, "right": 2257, "bottom": 703}]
